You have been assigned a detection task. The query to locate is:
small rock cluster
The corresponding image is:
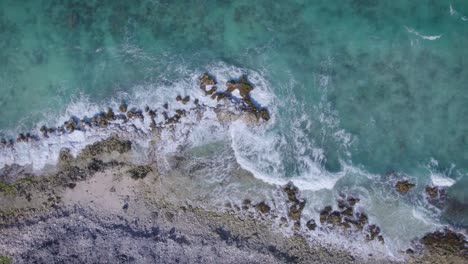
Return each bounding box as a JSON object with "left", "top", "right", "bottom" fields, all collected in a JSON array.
[
  {"left": 319, "top": 195, "right": 384, "bottom": 243},
  {"left": 283, "top": 182, "right": 306, "bottom": 224}
]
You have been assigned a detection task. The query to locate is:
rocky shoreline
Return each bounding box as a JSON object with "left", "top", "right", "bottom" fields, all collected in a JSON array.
[{"left": 0, "top": 74, "right": 466, "bottom": 263}]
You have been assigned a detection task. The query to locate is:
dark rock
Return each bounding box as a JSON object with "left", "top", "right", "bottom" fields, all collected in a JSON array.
[
  {"left": 242, "top": 199, "right": 251, "bottom": 210},
  {"left": 425, "top": 186, "right": 438, "bottom": 199},
  {"left": 306, "top": 219, "right": 317, "bottom": 230},
  {"left": 96, "top": 115, "right": 108, "bottom": 127},
  {"left": 422, "top": 228, "right": 467, "bottom": 256},
  {"left": 175, "top": 109, "right": 186, "bottom": 117},
  {"left": 127, "top": 166, "right": 152, "bottom": 180},
  {"left": 320, "top": 206, "right": 332, "bottom": 223},
  {"left": 64, "top": 120, "right": 77, "bottom": 133},
  {"left": 176, "top": 95, "right": 182, "bottom": 101},
  {"left": 425, "top": 186, "right": 446, "bottom": 202},
  {"left": 365, "top": 224, "right": 381, "bottom": 240},
  {"left": 255, "top": 201, "right": 271, "bottom": 214},
  {"left": 79, "top": 136, "right": 132, "bottom": 158},
  {"left": 289, "top": 201, "right": 305, "bottom": 221},
  {"left": 226, "top": 76, "right": 254, "bottom": 99},
  {"left": 126, "top": 108, "right": 144, "bottom": 120},
  {"left": 283, "top": 182, "right": 306, "bottom": 221},
  {"left": 59, "top": 148, "right": 74, "bottom": 165},
  {"left": 347, "top": 196, "right": 360, "bottom": 206},
  {"left": 377, "top": 235, "right": 385, "bottom": 244},
  {"left": 182, "top": 96, "right": 190, "bottom": 104},
  {"left": 17, "top": 133, "right": 26, "bottom": 142},
  {"left": 163, "top": 103, "right": 169, "bottom": 109},
  {"left": 106, "top": 108, "right": 115, "bottom": 120},
  {"left": 199, "top": 73, "right": 217, "bottom": 95},
  {"left": 326, "top": 211, "right": 342, "bottom": 226},
  {"left": 355, "top": 212, "right": 369, "bottom": 230},
  {"left": 395, "top": 180, "right": 416, "bottom": 194},
  {"left": 257, "top": 108, "right": 270, "bottom": 121},
  {"left": 40, "top": 125, "right": 48, "bottom": 138},
  {"left": 119, "top": 103, "right": 128, "bottom": 113},
  {"left": 66, "top": 183, "right": 77, "bottom": 189},
  {"left": 148, "top": 110, "right": 156, "bottom": 118},
  {"left": 88, "top": 159, "right": 105, "bottom": 172}
]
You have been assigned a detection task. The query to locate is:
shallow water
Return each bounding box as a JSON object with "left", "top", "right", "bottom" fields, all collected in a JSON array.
[{"left": 1, "top": 0, "right": 468, "bottom": 257}]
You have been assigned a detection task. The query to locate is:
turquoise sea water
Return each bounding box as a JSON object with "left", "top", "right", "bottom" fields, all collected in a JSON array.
[{"left": 1, "top": 0, "right": 468, "bottom": 252}]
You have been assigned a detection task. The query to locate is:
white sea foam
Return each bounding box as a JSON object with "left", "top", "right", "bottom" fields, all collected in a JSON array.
[
  {"left": 431, "top": 173, "right": 456, "bottom": 187},
  {"left": 405, "top": 26, "right": 442, "bottom": 40}
]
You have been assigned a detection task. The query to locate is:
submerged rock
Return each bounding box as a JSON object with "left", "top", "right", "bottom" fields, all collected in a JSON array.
[{"left": 395, "top": 180, "right": 416, "bottom": 194}]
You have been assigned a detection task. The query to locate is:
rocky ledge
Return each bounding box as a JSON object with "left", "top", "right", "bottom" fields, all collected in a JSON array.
[{"left": 0, "top": 73, "right": 269, "bottom": 149}]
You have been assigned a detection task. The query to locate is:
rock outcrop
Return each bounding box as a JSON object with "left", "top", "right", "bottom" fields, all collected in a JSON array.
[{"left": 395, "top": 180, "right": 416, "bottom": 194}]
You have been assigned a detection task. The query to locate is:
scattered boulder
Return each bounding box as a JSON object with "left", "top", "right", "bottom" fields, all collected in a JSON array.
[
  {"left": 226, "top": 76, "right": 254, "bottom": 99},
  {"left": 306, "top": 219, "right": 317, "bottom": 230},
  {"left": 395, "top": 180, "right": 416, "bottom": 194},
  {"left": 182, "top": 96, "right": 190, "bottom": 104},
  {"left": 255, "top": 201, "right": 271, "bottom": 214},
  {"left": 199, "top": 73, "right": 217, "bottom": 95}
]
